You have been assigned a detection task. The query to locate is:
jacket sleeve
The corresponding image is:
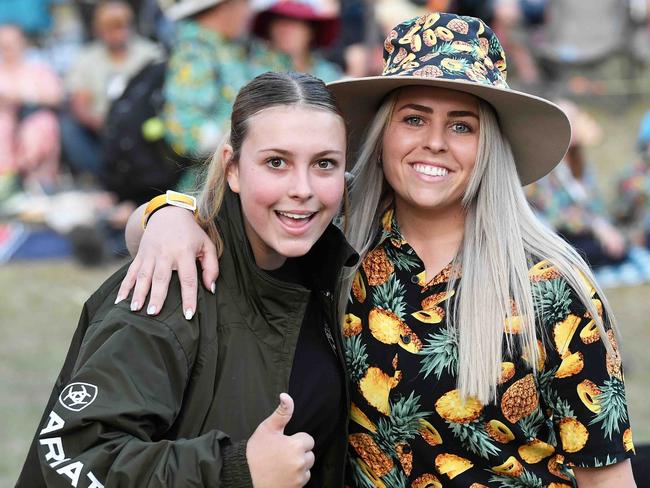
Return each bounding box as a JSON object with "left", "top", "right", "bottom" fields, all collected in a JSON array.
[{"left": 36, "top": 305, "right": 252, "bottom": 487}]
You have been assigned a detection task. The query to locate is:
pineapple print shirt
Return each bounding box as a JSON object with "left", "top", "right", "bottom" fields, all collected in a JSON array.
[{"left": 344, "top": 209, "right": 635, "bottom": 487}]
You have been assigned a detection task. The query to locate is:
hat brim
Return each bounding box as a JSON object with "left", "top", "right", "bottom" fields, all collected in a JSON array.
[
  {"left": 252, "top": 8, "right": 340, "bottom": 48},
  {"left": 328, "top": 76, "right": 571, "bottom": 185},
  {"left": 164, "top": 0, "right": 226, "bottom": 20}
]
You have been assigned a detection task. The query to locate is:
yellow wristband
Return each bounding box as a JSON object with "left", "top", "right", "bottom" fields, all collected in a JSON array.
[{"left": 142, "top": 190, "right": 198, "bottom": 229}]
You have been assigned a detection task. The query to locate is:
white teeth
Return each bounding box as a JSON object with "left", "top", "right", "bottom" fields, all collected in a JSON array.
[
  {"left": 277, "top": 211, "right": 313, "bottom": 220},
  {"left": 413, "top": 164, "right": 449, "bottom": 177}
]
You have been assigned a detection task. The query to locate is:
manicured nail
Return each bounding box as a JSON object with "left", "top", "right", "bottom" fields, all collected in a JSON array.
[
  {"left": 211, "top": 281, "right": 216, "bottom": 294},
  {"left": 185, "top": 308, "right": 194, "bottom": 320},
  {"left": 147, "top": 305, "right": 157, "bottom": 315},
  {"left": 114, "top": 295, "right": 124, "bottom": 304},
  {"left": 130, "top": 301, "right": 139, "bottom": 312}
]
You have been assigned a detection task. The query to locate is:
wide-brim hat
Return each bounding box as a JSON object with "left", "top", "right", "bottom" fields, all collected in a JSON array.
[
  {"left": 328, "top": 12, "right": 571, "bottom": 185},
  {"left": 158, "top": 0, "right": 227, "bottom": 21},
  {"left": 252, "top": 0, "right": 339, "bottom": 48}
]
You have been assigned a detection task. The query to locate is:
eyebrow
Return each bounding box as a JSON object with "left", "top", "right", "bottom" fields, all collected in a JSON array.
[
  {"left": 397, "top": 104, "right": 479, "bottom": 119},
  {"left": 258, "top": 148, "right": 345, "bottom": 157}
]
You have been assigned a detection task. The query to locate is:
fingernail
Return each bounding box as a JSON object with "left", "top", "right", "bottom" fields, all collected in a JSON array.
[
  {"left": 210, "top": 281, "right": 216, "bottom": 294},
  {"left": 185, "top": 308, "right": 194, "bottom": 320},
  {"left": 114, "top": 295, "right": 124, "bottom": 304},
  {"left": 130, "top": 301, "right": 139, "bottom": 312},
  {"left": 147, "top": 305, "right": 157, "bottom": 315}
]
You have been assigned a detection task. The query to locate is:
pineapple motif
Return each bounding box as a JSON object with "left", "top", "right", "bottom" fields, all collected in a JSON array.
[
  {"left": 419, "top": 326, "right": 458, "bottom": 379},
  {"left": 517, "top": 407, "right": 545, "bottom": 442},
  {"left": 413, "top": 65, "right": 444, "bottom": 78},
  {"left": 501, "top": 374, "right": 539, "bottom": 423},
  {"left": 499, "top": 362, "right": 516, "bottom": 384},
  {"left": 491, "top": 456, "right": 524, "bottom": 477},
  {"left": 359, "top": 366, "right": 400, "bottom": 415},
  {"left": 583, "top": 298, "right": 603, "bottom": 319},
  {"left": 579, "top": 320, "right": 599, "bottom": 344},
  {"left": 351, "top": 402, "right": 377, "bottom": 433},
  {"left": 435, "top": 453, "right": 473, "bottom": 479},
  {"left": 447, "top": 419, "right": 501, "bottom": 458},
  {"left": 372, "top": 274, "right": 407, "bottom": 318},
  {"left": 528, "top": 260, "right": 561, "bottom": 282},
  {"left": 349, "top": 433, "right": 394, "bottom": 478},
  {"left": 385, "top": 245, "right": 420, "bottom": 272},
  {"left": 447, "top": 18, "right": 469, "bottom": 34},
  {"left": 352, "top": 271, "right": 367, "bottom": 303},
  {"left": 533, "top": 278, "right": 572, "bottom": 326},
  {"left": 441, "top": 57, "right": 470, "bottom": 73},
  {"left": 418, "top": 418, "right": 443, "bottom": 446},
  {"left": 470, "top": 485, "right": 489, "bottom": 488},
  {"left": 436, "top": 389, "right": 484, "bottom": 423},
  {"left": 375, "top": 393, "right": 430, "bottom": 451},
  {"left": 548, "top": 484, "right": 572, "bottom": 488},
  {"left": 605, "top": 329, "right": 623, "bottom": 379},
  {"left": 395, "top": 442, "right": 413, "bottom": 476},
  {"left": 521, "top": 340, "right": 546, "bottom": 371},
  {"left": 368, "top": 308, "right": 422, "bottom": 353},
  {"left": 489, "top": 470, "right": 545, "bottom": 487},
  {"left": 590, "top": 377, "right": 628, "bottom": 440},
  {"left": 363, "top": 247, "right": 394, "bottom": 286},
  {"left": 343, "top": 313, "right": 362, "bottom": 337},
  {"left": 422, "top": 28, "right": 437, "bottom": 47},
  {"left": 345, "top": 335, "right": 368, "bottom": 383},
  {"left": 434, "top": 26, "right": 455, "bottom": 42},
  {"left": 547, "top": 454, "right": 571, "bottom": 480},
  {"left": 555, "top": 351, "right": 584, "bottom": 378},
  {"left": 518, "top": 439, "right": 555, "bottom": 464},
  {"left": 414, "top": 290, "right": 455, "bottom": 324},
  {"left": 486, "top": 419, "right": 515, "bottom": 443},
  {"left": 623, "top": 428, "right": 635, "bottom": 453},
  {"left": 559, "top": 417, "right": 589, "bottom": 452},
  {"left": 553, "top": 314, "right": 581, "bottom": 359},
  {"left": 411, "top": 473, "right": 442, "bottom": 488},
  {"left": 577, "top": 380, "right": 602, "bottom": 413}
]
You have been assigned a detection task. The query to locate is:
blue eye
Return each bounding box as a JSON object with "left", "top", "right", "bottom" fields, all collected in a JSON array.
[
  {"left": 452, "top": 122, "right": 472, "bottom": 133},
  {"left": 266, "top": 158, "right": 286, "bottom": 168},
  {"left": 404, "top": 115, "right": 424, "bottom": 126}
]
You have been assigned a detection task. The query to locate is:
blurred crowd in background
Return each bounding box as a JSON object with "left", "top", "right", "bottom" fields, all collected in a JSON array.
[{"left": 1, "top": 0, "right": 650, "bottom": 288}]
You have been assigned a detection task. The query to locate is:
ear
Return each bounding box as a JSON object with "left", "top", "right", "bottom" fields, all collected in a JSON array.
[{"left": 223, "top": 144, "right": 240, "bottom": 193}]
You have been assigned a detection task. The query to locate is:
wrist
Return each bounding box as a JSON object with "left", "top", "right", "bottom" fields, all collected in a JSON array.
[{"left": 142, "top": 190, "right": 198, "bottom": 229}]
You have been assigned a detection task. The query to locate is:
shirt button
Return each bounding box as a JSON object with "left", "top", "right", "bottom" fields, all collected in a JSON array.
[
  {"left": 401, "top": 334, "right": 411, "bottom": 344},
  {"left": 411, "top": 275, "right": 420, "bottom": 284}
]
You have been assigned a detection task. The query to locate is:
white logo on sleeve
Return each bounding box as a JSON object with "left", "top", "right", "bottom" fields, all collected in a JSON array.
[{"left": 58, "top": 382, "right": 98, "bottom": 411}]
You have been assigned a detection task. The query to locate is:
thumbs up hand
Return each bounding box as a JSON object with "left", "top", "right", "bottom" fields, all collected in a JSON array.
[{"left": 246, "top": 393, "right": 315, "bottom": 488}]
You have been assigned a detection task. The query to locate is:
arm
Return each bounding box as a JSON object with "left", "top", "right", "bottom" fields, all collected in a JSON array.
[
  {"left": 119, "top": 204, "right": 218, "bottom": 318},
  {"left": 573, "top": 459, "right": 636, "bottom": 487},
  {"left": 38, "top": 304, "right": 315, "bottom": 487}
]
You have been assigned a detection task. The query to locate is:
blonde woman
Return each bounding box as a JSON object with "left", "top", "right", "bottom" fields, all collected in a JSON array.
[{"left": 119, "top": 13, "right": 636, "bottom": 487}]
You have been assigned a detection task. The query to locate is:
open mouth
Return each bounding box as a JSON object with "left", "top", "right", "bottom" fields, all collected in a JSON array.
[
  {"left": 412, "top": 163, "right": 449, "bottom": 177},
  {"left": 275, "top": 210, "right": 317, "bottom": 230}
]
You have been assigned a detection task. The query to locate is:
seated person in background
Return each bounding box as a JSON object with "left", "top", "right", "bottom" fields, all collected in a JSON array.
[
  {"left": 61, "top": 0, "right": 161, "bottom": 178},
  {"left": 0, "top": 24, "right": 63, "bottom": 192},
  {"left": 252, "top": 0, "right": 343, "bottom": 83},
  {"left": 616, "top": 110, "right": 650, "bottom": 250},
  {"left": 526, "top": 99, "right": 640, "bottom": 284}
]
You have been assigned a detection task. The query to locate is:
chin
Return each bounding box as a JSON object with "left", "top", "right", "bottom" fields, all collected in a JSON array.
[{"left": 275, "top": 239, "right": 318, "bottom": 259}]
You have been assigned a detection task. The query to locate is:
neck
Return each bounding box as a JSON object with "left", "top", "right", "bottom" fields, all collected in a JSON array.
[
  {"left": 395, "top": 201, "right": 466, "bottom": 277},
  {"left": 289, "top": 51, "right": 311, "bottom": 72},
  {"left": 197, "top": 10, "right": 234, "bottom": 40}
]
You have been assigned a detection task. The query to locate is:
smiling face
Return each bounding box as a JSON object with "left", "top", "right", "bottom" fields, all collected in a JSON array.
[
  {"left": 226, "top": 104, "right": 346, "bottom": 269},
  {"left": 382, "top": 86, "right": 480, "bottom": 220}
]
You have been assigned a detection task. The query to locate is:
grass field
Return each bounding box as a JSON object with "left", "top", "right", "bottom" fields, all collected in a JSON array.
[{"left": 2, "top": 90, "right": 650, "bottom": 484}]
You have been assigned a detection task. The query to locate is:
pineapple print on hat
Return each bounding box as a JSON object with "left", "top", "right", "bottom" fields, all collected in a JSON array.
[
  {"left": 363, "top": 247, "right": 394, "bottom": 286},
  {"left": 447, "top": 17, "right": 469, "bottom": 34},
  {"left": 518, "top": 439, "right": 555, "bottom": 464},
  {"left": 559, "top": 417, "right": 589, "bottom": 452},
  {"left": 435, "top": 453, "right": 473, "bottom": 479},
  {"left": 435, "top": 389, "right": 484, "bottom": 423},
  {"left": 501, "top": 374, "right": 539, "bottom": 423},
  {"left": 349, "top": 433, "right": 394, "bottom": 477}
]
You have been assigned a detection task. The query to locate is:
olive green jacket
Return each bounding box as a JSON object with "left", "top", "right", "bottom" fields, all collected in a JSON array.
[{"left": 19, "top": 190, "right": 357, "bottom": 487}]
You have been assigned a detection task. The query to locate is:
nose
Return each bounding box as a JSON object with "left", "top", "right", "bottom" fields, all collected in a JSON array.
[
  {"left": 288, "top": 165, "right": 313, "bottom": 200},
  {"left": 424, "top": 122, "right": 448, "bottom": 153}
]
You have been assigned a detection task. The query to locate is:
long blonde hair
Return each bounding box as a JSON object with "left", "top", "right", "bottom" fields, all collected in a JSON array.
[{"left": 343, "top": 90, "right": 614, "bottom": 404}]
